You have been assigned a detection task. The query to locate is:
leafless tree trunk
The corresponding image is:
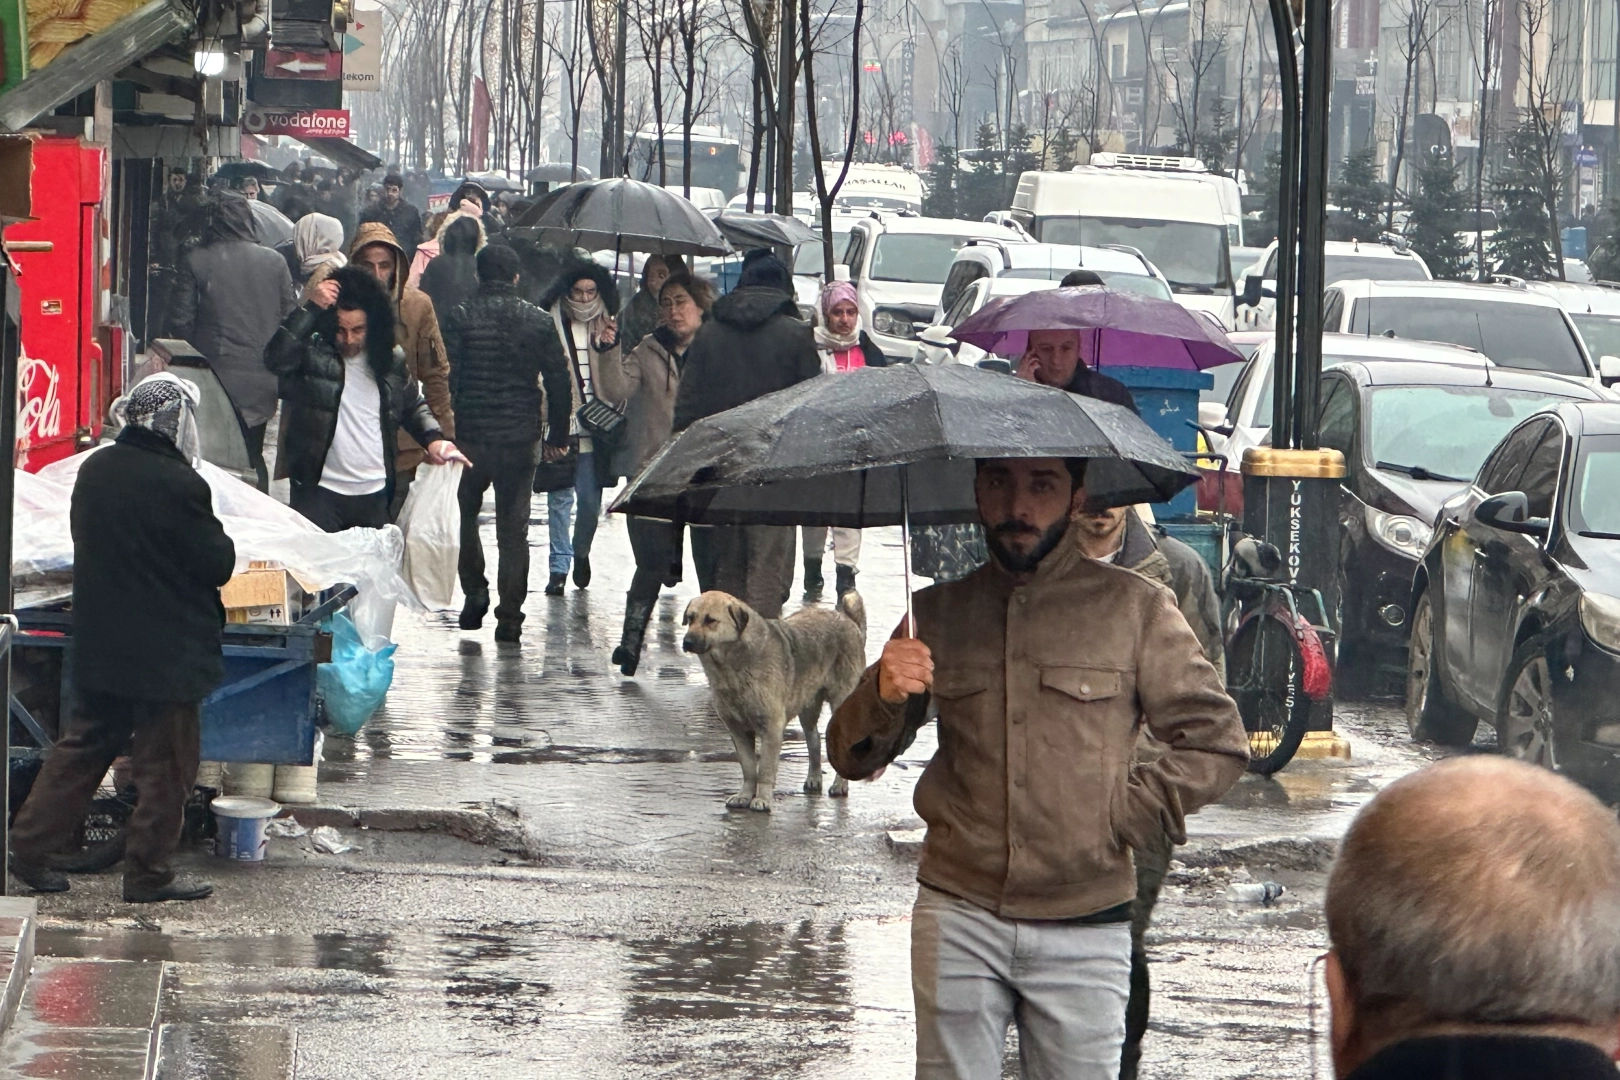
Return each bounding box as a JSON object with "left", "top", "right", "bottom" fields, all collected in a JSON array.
[{"left": 803, "top": 0, "right": 863, "bottom": 276}]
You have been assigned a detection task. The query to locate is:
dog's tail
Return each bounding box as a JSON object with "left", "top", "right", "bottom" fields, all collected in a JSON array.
[{"left": 837, "top": 589, "right": 867, "bottom": 636}]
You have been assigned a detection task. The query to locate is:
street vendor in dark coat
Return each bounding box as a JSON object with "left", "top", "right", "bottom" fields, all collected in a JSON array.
[{"left": 10, "top": 374, "right": 236, "bottom": 903}]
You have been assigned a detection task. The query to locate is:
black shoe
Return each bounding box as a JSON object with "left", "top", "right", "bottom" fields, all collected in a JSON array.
[
  {"left": 459, "top": 590, "right": 490, "bottom": 630},
  {"left": 803, "top": 560, "right": 824, "bottom": 593},
  {"left": 47, "top": 836, "right": 125, "bottom": 874},
  {"left": 573, "top": 556, "right": 591, "bottom": 589},
  {"left": 494, "top": 619, "right": 522, "bottom": 644},
  {"left": 836, "top": 565, "right": 857, "bottom": 598},
  {"left": 545, "top": 573, "right": 566, "bottom": 596},
  {"left": 612, "top": 597, "right": 656, "bottom": 676},
  {"left": 10, "top": 855, "right": 67, "bottom": 893},
  {"left": 124, "top": 874, "right": 213, "bottom": 903}
]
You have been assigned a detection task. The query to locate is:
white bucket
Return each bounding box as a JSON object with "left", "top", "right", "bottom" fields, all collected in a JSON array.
[{"left": 211, "top": 796, "right": 281, "bottom": 861}]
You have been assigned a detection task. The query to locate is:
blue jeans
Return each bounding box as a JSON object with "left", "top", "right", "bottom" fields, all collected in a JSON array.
[{"left": 546, "top": 451, "right": 605, "bottom": 574}]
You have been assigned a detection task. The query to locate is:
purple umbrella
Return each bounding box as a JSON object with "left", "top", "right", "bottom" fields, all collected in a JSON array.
[{"left": 950, "top": 285, "right": 1244, "bottom": 371}]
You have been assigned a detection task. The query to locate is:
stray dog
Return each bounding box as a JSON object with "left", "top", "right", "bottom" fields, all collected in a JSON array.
[{"left": 682, "top": 590, "right": 867, "bottom": 811}]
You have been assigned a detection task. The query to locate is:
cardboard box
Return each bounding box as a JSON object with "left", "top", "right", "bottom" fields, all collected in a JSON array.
[{"left": 220, "top": 562, "right": 307, "bottom": 626}]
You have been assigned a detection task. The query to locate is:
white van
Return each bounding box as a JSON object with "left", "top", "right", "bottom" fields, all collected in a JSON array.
[
  {"left": 1088, "top": 153, "right": 1245, "bottom": 249},
  {"left": 826, "top": 163, "right": 924, "bottom": 213},
  {"left": 1006, "top": 167, "right": 1237, "bottom": 329}
]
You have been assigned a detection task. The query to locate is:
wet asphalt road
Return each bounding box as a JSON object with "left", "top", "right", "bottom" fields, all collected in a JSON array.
[{"left": 23, "top": 495, "right": 1455, "bottom": 1079}]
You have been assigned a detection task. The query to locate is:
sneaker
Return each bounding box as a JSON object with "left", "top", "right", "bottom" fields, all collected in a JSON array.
[
  {"left": 10, "top": 855, "right": 67, "bottom": 893},
  {"left": 836, "top": 565, "right": 857, "bottom": 598},
  {"left": 545, "top": 572, "right": 566, "bottom": 596},
  {"left": 573, "top": 556, "right": 592, "bottom": 589},
  {"left": 459, "top": 590, "right": 490, "bottom": 630},
  {"left": 124, "top": 874, "right": 213, "bottom": 904}
]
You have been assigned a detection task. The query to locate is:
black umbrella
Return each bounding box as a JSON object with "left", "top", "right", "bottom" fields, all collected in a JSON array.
[
  {"left": 525, "top": 163, "right": 594, "bottom": 183},
  {"left": 611, "top": 364, "right": 1198, "bottom": 626},
  {"left": 704, "top": 208, "right": 820, "bottom": 249},
  {"left": 507, "top": 177, "right": 732, "bottom": 256},
  {"left": 211, "top": 161, "right": 281, "bottom": 185}
]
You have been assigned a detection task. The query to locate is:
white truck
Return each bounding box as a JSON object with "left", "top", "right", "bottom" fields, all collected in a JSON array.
[{"left": 997, "top": 163, "right": 1238, "bottom": 329}]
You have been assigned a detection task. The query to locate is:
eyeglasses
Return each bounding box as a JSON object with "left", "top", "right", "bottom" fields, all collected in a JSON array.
[{"left": 569, "top": 287, "right": 598, "bottom": 301}]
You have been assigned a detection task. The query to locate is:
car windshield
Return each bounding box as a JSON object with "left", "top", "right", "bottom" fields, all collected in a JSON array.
[
  {"left": 1569, "top": 436, "right": 1620, "bottom": 535},
  {"left": 870, "top": 234, "right": 986, "bottom": 284},
  {"left": 1324, "top": 255, "right": 1428, "bottom": 283},
  {"left": 1205, "top": 360, "right": 1244, "bottom": 404},
  {"left": 1570, "top": 313, "right": 1620, "bottom": 363},
  {"left": 1366, "top": 385, "right": 1574, "bottom": 480},
  {"left": 793, "top": 233, "right": 852, "bottom": 275},
  {"left": 998, "top": 267, "right": 1173, "bottom": 300},
  {"left": 1034, "top": 216, "right": 1230, "bottom": 293},
  {"left": 1348, "top": 297, "right": 1588, "bottom": 376}
]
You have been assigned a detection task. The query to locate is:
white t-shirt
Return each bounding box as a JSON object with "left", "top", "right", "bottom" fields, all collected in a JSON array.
[{"left": 320, "top": 353, "right": 387, "bottom": 496}]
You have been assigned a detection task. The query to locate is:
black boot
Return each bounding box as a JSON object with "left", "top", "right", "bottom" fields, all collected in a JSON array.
[
  {"left": 10, "top": 855, "right": 67, "bottom": 893},
  {"left": 124, "top": 873, "right": 213, "bottom": 903},
  {"left": 459, "top": 589, "right": 489, "bottom": 630},
  {"left": 545, "top": 572, "right": 566, "bottom": 596},
  {"left": 494, "top": 619, "right": 522, "bottom": 644},
  {"left": 836, "top": 564, "right": 857, "bottom": 598},
  {"left": 803, "top": 559, "right": 824, "bottom": 593},
  {"left": 573, "top": 555, "right": 592, "bottom": 589},
  {"left": 611, "top": 596, "right": 657, "bottom": 676}
]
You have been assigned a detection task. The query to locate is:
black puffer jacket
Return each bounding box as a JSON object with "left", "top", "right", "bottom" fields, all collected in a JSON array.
[
  {"left": 418, "top": 216, "right": 482, "bottom": 319},
  {"left": 265, "top": 270, "right": 443, "bottom": 506},
  {"left": 442, "top": 280, "right": 573, "bottom": 446},
  {"left": 672, "top": 286, "right": 819, "bottom": 430}
]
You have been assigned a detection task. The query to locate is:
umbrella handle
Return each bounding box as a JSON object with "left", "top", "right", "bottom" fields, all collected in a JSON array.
[{"left": 900, "top": 465, "right": 914, "bottom": 638}]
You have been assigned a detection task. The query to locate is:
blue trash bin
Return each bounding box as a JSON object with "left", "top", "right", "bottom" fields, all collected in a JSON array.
[{"left": 1106, "top": 365, "right": 1211, "bottom": 520}]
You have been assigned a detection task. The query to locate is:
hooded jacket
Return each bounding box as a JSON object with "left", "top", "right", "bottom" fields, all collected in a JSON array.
[
  {"left": 340, "top": 222, "right": 455, "bottom": 473},
  {"left": 265, "top": 266, "right": 443, "bottom": 506},
  {"left": 417, "top": 216, "right": 482, "bottom": 323},
  {"left": 359, "top": 196, "right": 423, "bottom": 262},
  {"left": 166, "top": 195, "right": 299, "bottom": 428},
  {"left": 671, "top": 286, "right": 819, "bottom": 431},
  {"left": 407, "top": 209, "right": 487, "bottom": 290}
]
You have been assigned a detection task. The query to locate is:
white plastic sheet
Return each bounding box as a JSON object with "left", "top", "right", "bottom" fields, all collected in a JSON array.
[{"left": 14, "top": 447, "right": 418, "bottom": 648}]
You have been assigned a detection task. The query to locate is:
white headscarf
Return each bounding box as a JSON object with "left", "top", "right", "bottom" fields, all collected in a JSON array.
[
  {"left": 295, "top": 213, "right": 347, "bottom": 276},
  {"left": 112, "top": 372, "right": 202, "bottom": 465}
]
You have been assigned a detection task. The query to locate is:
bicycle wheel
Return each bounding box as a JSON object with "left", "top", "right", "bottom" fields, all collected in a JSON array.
[{"left": 1226, "top": 610, "right": 1311, "bottom": 775}]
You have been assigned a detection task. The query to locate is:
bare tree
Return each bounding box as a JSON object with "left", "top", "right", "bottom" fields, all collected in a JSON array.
[
  {"left": 1166, "top": 0, "right": 1229, "bottom": 159},
  {"left": 938, "top": 38, "right": 969, "bottom": 149},
  {"left": 802, "top": 0, "right": 864, "bottom": 276},
  {"left": 1466, "top": 0, "right": 1501, "bottom": 274},
  {"left": 548, "top": 0, "right": 597, "bottom": 184},
  {"left": 1516, "top": 0, "right": 1579, "bottom": 274},
  {"left": 670, "top": 0, "right": 718, "bottom": 195},
  {"left": 1385, "top": 0, "right": 1450, "bottom": 225}
]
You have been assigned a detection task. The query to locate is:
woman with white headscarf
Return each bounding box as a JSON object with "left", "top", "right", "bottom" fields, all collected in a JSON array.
[{"left": 295, "top": 213, "right": 347, "bottom": 297}]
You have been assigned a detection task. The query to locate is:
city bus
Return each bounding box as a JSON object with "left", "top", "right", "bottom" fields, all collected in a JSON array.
[{"left": 627, "top": 127, "right": 744, "bottom": 198}]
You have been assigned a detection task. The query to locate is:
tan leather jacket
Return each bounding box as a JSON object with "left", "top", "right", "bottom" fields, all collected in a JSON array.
[{"left": 829, "top": 526, "right": 1248, "bottom": 920}]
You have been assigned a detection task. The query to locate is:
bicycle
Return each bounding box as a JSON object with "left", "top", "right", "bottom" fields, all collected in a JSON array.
[{"left": 1222, "top": 537, "right": 1335, "bottom": 775}]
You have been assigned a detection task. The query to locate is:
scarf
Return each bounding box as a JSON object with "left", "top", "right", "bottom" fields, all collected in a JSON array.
[
  {"left": 816, "top": 280, "right": 862, "bottom": 351},
  {"left": 562, "top": 292, "right": 613, "bottom": 342},
  {"left": 814, "top": 324, "right": 861, "bottom": 352},
  {"left": 296, "top": 213, "right": 347, "bottom": 276},
  {"left": 115, "top": 372, "right": 201, "bottom": 464}
]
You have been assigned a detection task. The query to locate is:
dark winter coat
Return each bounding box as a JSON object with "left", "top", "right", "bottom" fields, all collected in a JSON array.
[
  {"left": 265, "top": 274, "right": 443, "bottom": 506},
  {"left": 672, "top": 286, "right": 819, "bottom": 431},
  {"left": 166, "top": 197, "right": 299, "bottom": 427},
  {"left": 618, "top": 287, "right": 661, "bottom": 355},
  {"left": 359, "top": 198, "right": 424, "bottom": 262},
  {"left": 1344, "top": 1035, "right": 1617, "bottom": 1080},
  {"left": 71, "top": 426, "right": 237, "bottom": 702},
  {"left": 442, "top": 280, "right": 572, "bottom": 447},
  {"left": 417, "top": 216, "right": 482, "bottom": 321},
  {"left": 1066, "top": 362, "right": 1138, "bottom": 414}
]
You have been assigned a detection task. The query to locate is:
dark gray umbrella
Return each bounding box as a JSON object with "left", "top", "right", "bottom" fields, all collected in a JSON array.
[
  {"left": 507, "top": 177, "right": 732, "bottom": 256},
  {"left": 525, "top": 163, "right": 594, "bottom": 183},
  {"left": 704, "top": 208, "right": 820, "bottom": 249},
  {"left": 610, "top": 364, "right": 1198, "bottom": 626}
]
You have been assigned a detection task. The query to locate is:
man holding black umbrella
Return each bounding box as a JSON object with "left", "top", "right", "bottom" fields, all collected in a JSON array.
[{"left": 829, "top": 456, "right": 1247, "bottom": 1080}]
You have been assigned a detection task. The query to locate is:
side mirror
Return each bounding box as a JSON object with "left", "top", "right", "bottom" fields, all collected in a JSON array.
[
  {"left": 977, "top": 358, "right": 1012, "bottom": 374},
  {"left": 832, "top": 263, "right": 851, "bottom": 282},
  {"left": 1241, "top": 275, "right": 1262, "bottom": 307},
  {"left": 1476, "top": 491, "right": 1550, "bottom": 537},
  {"left": 1197, "top": 400, "right": 1228, "bottom": 430},
  {"left": 918, "top": 324, "right": 955, "bottom": 347},
  {"left": 1600, "top": 354, "right": 1620, "bottom": 384}
]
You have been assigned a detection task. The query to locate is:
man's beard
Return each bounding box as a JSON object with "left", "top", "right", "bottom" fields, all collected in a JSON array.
[{"left": 984, "top": 517, "right": 1068, "bottom": 574}]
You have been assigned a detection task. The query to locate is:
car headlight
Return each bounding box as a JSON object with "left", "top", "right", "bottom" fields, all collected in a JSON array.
[
  {"left": 1581, "top": 593, "right": 1620, "bottom": 653},
  {"left": 1366, "top": 506, "right": 1432, "bottom": 558},
  {"left": 871, "top": 307, "right": 919, "bottom": 338}
]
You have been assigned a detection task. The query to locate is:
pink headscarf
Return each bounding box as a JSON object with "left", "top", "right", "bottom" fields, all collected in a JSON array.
[{"left": 820, "top": 280, "right": 859, "bottom": 318}]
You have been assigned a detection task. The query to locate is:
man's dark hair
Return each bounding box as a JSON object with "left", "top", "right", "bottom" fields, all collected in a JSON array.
[
  {"left": 737, "top": 248, "right": 792, "bottom": 293},
  {"left": 330, "top": 265, "right": 397, "bottom": 367},
  {"left": 383, "top": 172, "right": 404, "bottom": 188},
  {"left": 976, "top": 456, "right": 1087, "bottom": 489},
  {"left": 477, "top": 243, "right": 522, "bottom": 283},
  {"left": 1060, "top": 269, "right": 1105, "bottom": 288}
]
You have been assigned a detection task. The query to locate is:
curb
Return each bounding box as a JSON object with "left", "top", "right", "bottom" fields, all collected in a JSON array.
[{"left": 278, "top": 800, "right": 526, "bottom": 851}]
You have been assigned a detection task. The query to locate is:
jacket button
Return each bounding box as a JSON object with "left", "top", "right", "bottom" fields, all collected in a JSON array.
[{"left": 1080, "top": 683, "right": 1091, "bottom": 695}]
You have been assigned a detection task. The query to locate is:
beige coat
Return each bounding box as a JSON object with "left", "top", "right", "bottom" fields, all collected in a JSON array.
[
  {"left": 593, "top": 329, "right": 683, "bottom": 478},
  {"left": 829, "top": 525, "right": 1248, "bottom": 920}
]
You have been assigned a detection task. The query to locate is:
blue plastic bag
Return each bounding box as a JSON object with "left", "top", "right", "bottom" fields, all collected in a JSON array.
[{"left": 316, "top": 611, "right": 397, "bottom": 736}]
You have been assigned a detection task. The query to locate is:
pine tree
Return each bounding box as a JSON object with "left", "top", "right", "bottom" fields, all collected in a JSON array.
[
  {"left": 1195, "top": 97, "right": 1238, "bottom": 176},
  {"left": 1050, "top": 127, "right": 1080, "bottom": 170},
  {"left": 1587, "top": 194, "right": 1620, "bottom": 281},
  {"left": 1331, "top": 146, "right": 1384, "bottom": 242},
  {"left": 923, "top": 149, "right": 961, "bottom": 219},
  {"left": 958, "top": 123, "right": 1006, "bottom": 220},
  {"left": 1250, "top": 150, "right": 1283, "bottom": 247},
  {"left": 1488, "top": 122, "right": 1557, "bottom": 280},
  {"left": 1406, "top": 155, "right": 1472, "bottom": 280}
]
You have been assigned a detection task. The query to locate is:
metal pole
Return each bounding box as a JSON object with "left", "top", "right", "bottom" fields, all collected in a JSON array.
[
  {"left": 0, "top": 263, "right": 18, "bottom": 892},
  {"left": 899, "top": 465, "right": 913, "bottom": 636},
  {"left": 1294, "top": 0, "right": 1332, "bottom": 449},
  {"left": 1267, "top": 0, "right": 1300, "bottom": 448}
]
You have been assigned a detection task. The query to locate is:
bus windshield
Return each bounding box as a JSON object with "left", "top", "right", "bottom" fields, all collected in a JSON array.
[{"left": 1034, "top": 216, "right": 1231, "bottom": 294}]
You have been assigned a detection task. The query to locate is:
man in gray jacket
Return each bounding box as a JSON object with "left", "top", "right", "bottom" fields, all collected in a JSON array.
[{"left": 167, "top": 194, "right": 299, "bottom": 489}]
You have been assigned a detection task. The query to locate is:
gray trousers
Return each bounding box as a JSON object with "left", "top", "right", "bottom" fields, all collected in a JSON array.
[{"left": 912, "top": 885, "right": 1131, "bottom": 1080}]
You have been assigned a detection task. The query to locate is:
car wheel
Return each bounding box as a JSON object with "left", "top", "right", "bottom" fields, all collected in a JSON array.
[
  {"left": 1497, "top": 639, "right": 1560, "bottom": 770},
  {"left": 1405, "top": 594, "right": 1478, "bottom": 745}
]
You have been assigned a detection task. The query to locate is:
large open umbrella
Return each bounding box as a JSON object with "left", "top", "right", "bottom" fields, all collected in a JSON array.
[
  {"left": 507, "top": 177, "right": 731, "bottom": 257},
  {"left": 951, "top": 285, "right": 1244, "bottom": 371},
  {"left": 705, "top": 208, "right": 819, "bottom": 249},
  {"left": 247, "top": 199, "right": 295, "bottom": 247},
  {"left": 611, "top": 363, "right": 1197, "bottom": 627}
]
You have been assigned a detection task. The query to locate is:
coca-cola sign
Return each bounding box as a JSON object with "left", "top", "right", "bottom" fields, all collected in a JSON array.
[{"left": 242, "top": 108, "right": 351, "bottom": 138}]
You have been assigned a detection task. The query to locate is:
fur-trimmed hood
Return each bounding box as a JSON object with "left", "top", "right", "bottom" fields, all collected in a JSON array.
[
  {"left": 539, "top": 259, "right": 620, "bottom": 313},
  {"left": 317, "top": 265, "right": 399, "bottom": 381}
]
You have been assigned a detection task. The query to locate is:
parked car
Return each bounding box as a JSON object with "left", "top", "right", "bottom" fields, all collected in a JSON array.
[
  {"left": 913, "top": 277, "right": 1057, "bottom": 367},
  {"left": 1322, "top": 279, "right": 1612, "bottom": 385},
  {"left": 1238, "top": 239, "right": 1431, "bottom": 329},
  {"left": 934, "top": 239, "right": 1170, "bottom": 324},
  {"left": 1313, "top": 362, "right": 1604, "bottom": 670},
  {"left": 1520, "top": 280, "right": 1620, "bottom": 375},
  {"left": 1407, "top": 401, "right": 1620, "bottom": 793}
]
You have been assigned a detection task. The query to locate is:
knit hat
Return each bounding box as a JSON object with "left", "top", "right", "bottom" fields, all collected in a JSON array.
[{"left": 737, "top": 249, "right": 792, "bottom": 293}]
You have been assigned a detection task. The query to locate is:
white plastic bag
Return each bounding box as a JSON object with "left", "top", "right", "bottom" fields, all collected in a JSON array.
[{"left": 396, "top": 462, "right": 463, "bottom": 610}]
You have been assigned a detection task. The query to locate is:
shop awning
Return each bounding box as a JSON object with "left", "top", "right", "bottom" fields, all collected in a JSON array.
[
  {"left": 292, "top": 135, "right": 383, "bottom": 172},
  {"left": 0, "top": 0, "right": 192, "bottom": 131}
]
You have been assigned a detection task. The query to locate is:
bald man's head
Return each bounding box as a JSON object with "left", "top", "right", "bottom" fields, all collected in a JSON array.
[{"left": 1325, "top": 757, "right": 1620, "bottom": 1076}]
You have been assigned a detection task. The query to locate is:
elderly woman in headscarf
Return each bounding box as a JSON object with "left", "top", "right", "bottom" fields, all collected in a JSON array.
[
  {"left": 801, "top": 279, "right": 887, "bottom": 597},
  {"left": 294, "top": 212, "right": 347, "bottom": 295},
  {"left": 9, "top": 373, "right": 235, "bottom": 903},
  {"left": 537, "top": 260, "right": 621, "bottom": 596}
]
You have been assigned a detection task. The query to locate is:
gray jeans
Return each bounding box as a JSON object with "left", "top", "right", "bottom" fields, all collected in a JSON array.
[{"left": 912, "top": 885, "right": 1131, "bottom": 1080}]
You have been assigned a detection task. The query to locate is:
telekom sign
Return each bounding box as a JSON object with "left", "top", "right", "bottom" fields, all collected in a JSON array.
[{"left": 242, "top": 108, "right": 351, "bottom": 138}]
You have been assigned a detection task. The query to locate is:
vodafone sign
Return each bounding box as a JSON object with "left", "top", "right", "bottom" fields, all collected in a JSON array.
[{"left": 242, "top": 108, "right": 351, "bottom": 138}]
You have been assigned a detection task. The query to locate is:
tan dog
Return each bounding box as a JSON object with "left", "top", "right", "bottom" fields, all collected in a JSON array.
[{"left": 682, "top": 589, "right": 867, "bottom": 811}]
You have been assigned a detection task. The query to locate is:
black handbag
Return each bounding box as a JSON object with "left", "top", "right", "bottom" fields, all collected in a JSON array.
[
  {"left": 532, "top": 442, "right": 580, "bottom": 493},
  {"left": 576, "top": 396, "right": 626, "bottom": 438}
]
